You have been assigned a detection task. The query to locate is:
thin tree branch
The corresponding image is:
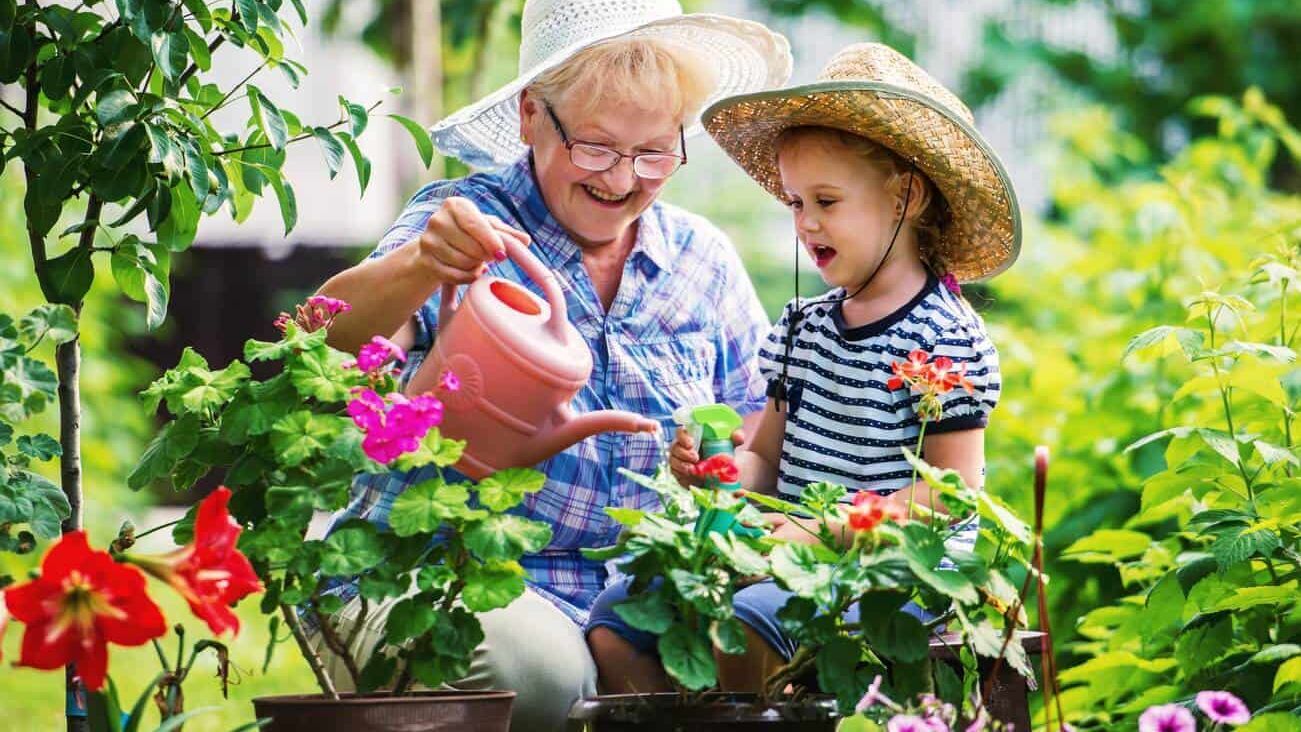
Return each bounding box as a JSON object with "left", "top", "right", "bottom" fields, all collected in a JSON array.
[
  {"left": 200, "top": 61, "right": 266, "bottom": 121},
  {"left": 214, "top": 100, "right": 384, "bottom": 156}
]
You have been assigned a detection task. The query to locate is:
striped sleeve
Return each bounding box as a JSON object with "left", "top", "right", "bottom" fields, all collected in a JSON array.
[{"left": 919, "top": 319, "right": 1001, "bottom": 434}]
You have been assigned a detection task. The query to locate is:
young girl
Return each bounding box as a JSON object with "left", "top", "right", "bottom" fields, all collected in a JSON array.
[{"left": 585, "top": 43, "right": 1021, "bottom": 693}]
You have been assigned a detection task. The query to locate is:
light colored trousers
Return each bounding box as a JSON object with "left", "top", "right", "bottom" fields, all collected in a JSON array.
[{"left": 311, "top": 589, "right": 598, "bottom": 732}]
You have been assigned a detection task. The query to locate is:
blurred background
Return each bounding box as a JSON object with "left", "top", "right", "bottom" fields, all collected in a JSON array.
[{"left": 2, "top": 0, "right": 1298, "bottom": 728}]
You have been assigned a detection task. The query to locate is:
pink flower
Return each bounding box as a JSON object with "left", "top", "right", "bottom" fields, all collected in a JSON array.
[
  {"left": 888, "top": 715, "right": 934, "bottom": 732},
  {"left": 855, "top": 675, "right": 891, "bottom": 713},
  {"left": 940, "top": 273, "right": 961, "bottom": 296},
  {"left": 275, "top": 295, "right": 351, "bottom": 333},
  {"left": 1195, "top": 691, "right": 1250, "bottom": 726},
  {"left": 439, "top": 369, "right": 461, "bottom": 392},
  {"left": 354, "top": 336, "right": 406, "bottom": 374},
  {"left": 346, "top": 389, "right": 444, "bottom": 464},
  {"left": 1139, "top": 704, "right": 1196, "bottom": 732}
]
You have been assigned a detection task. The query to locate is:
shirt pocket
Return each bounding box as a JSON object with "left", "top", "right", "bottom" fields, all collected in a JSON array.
[{"left": 615, "top": 334, "right": 718, "bottom": 422}]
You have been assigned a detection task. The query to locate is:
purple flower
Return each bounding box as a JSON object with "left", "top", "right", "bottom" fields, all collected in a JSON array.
[
  {"left": 1139, "top": 704, "right": 1196, "bottom": 732},
  {"left": 1195, "top": 691, "right": 1250, "bottom": 726},
  {"left": 354, "top": 336, "right": 407, "bottom": 374},
  {"left": 346, "top": 388, "right": 444, "bottom": 464},
  {"left": 888, "top": 715, "right": 934, "bottom": 732}
]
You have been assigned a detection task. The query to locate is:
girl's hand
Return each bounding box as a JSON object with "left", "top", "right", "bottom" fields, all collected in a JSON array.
[
  {"left": 669, "top": 427, "right": 703, "bottom": 487},
  {"left": 764, "top": 512, "right": 850, "bottom": 547}
]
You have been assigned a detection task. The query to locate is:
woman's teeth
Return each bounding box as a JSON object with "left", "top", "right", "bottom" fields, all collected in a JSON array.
[{"left": 584, "top": 185, "right": 630, "bottom": 203}]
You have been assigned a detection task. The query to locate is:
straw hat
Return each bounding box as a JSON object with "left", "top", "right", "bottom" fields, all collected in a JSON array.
[
  {"left": 703, "top": 43, "right": 1021, "bottom": 282},
  {"left": 430, "top": 0, "right": 792, "bottom": 170}
]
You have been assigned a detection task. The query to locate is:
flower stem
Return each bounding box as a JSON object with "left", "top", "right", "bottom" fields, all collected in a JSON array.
[{"left": 279, "top": 604, "right": 339, "bottom": 700}]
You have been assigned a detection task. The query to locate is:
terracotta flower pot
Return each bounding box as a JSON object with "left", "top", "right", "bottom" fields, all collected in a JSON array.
[
  {"left": 252, "top": 690, "right": 515, "bottom": 732},
  {"left": 566, "top": 692, "right": 839, "bottom": 731}
]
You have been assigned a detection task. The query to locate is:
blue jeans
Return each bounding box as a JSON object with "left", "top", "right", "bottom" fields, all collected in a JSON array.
[{"left": 587, "top": 577, "right": 935, "bottom": 661}]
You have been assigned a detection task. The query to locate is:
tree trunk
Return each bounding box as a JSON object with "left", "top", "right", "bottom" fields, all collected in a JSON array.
[{"left": 57, "top": 332, "right": 85, "bottom": 731}]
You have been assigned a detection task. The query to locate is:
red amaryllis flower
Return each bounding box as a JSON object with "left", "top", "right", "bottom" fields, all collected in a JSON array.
[
  {"left": 129, "top": 487, "right": 262, "bottom": 636},
  {"left": 692, "top": 454, "right": 741, "bottom": 485},
  {"left": 846, "top": 491, "right": 905, "bottom": 533},
  {"left": 4, "top": 531, "right": 167, "bottom": 691}
]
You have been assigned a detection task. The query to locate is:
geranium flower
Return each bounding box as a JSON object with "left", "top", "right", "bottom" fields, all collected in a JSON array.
[
  {"left": 347, "top": 389, "right": 445, "bottom": 464},
  {"left": 929, "top": 357, "right": 975, "bottom": 395},
  {"left": 886, "top": 349, "right": 934, "bottom": 391},
  {"left": 691, "top": 454, "right": 740, "bottom": 484},
  {"left": 1195, "top": 691, "right": 1250, "bottom": 725},
  {"left": 275, "top": 295, "right": 351, "bottom": 334},
  {"left": 846, "top": 491, "right": 905, "bottom": 532},
  {"left": 1138, "top": 704, "right": 1196, "bottom": 732},
  {"left": 4, "top": 531, "right": 167, "bottom": 691},
  {"left": 354, "top": 336, "right": 407, "bottom": 375},
  {"left": 128, "top": 487, "right": 262, "bottom": 636}
]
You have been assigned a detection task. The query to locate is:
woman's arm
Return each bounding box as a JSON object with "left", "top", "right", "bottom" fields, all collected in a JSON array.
[{"left": 318, "top": 196, "right": 526, "bottom": 354}]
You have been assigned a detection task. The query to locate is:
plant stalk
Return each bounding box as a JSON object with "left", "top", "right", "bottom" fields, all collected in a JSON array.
[{"left": 279, "top": 604, "right": 340, "bottom": 700}]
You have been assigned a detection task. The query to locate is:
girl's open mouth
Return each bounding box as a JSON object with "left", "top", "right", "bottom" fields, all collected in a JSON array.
[{"left": 811, "top": 244, "right": 837, "bottom": 268}]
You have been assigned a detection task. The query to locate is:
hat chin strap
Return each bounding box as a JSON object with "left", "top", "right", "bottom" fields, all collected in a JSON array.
[{"left": 769, "top": 163, "right": 916, "bottom": 413}]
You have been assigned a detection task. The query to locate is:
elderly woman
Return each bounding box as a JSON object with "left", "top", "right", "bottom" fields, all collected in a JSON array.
[{"left": 313, "top": 0, "right": 790, "bottom": 729}]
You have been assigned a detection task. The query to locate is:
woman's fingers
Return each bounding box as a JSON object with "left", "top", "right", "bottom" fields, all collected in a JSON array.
[{"left": 444, "top": 197, "right": 507, "bottom": 262}]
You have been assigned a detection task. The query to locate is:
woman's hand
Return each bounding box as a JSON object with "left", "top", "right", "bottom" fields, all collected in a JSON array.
[{"left": 419, "top": 196, "right": 531, "bottom": 285}]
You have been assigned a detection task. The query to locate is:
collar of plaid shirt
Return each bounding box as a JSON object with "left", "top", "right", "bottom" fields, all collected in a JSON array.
[{"left": 324, "top": 155, "right": 769, "bottom": 625}]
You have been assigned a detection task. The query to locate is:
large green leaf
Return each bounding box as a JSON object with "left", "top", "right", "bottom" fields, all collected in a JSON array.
[
  {"left": 464, "top": 514, "right": 553, "bottom": 562},
  {"left": 248, "top": 85, "right": 288, "bottom": 151},
  {"left": 150, "top": 29, "right": 188, "bottom": 82},
  {"left": 770, "top": 542, "right": 835, "bottom": 601},
  {"left": 388, "top": 479, "right": 478, "bottom": 537},
  {"left": 658, "top": 624, "right": 716, "bottom": 691},
  {"left": 613, "top": 586, "right": 674, "bottom": 634},
  {"left": 461, "top": 560, "right": 526, "bottom": 612},
  {"left": 128, "top": 414, "right": 201, "bottom": 490},
  {"left": 320, "top": 522, "right": 387, "bottom": 576},
  {"left": 387, "top": 114, "right": 433, "bottom": 168},
  {"left": 337, "top": 131, "right": 372, "bottom": 197},
  {"left": 269, "top": 411, "right": 343, "bottom": 467},
  {"left": 476, "top": 468, "right": 546, "bottom": 512},
  {"left": 44, "top": 246, "right": 95, "bottom": 305},
  {"left": 384, "top": 597, "right": 437, "bottom": 645},
  {"left": 18, "top": 304, "right": 77, "bottom": 346},
  {"left": 311, "top": 126, "right": 344, "bottom": 179},
  {"left": 0, "top": 471, "right": 72, "bottom": 539},
  {"left": 287, "top": 346, "right": 352, "bottom": 401}
]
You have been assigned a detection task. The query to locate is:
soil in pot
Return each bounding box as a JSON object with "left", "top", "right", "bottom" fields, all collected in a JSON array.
[
  {"left": 252, "top": 689, "right": 515, "bottom": 732},
  {"left": 567, "top": 692, "right": 840, "bottom": 732}
]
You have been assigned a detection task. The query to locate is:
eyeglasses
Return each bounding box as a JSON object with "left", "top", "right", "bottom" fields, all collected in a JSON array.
[{"left": 544, "top": 103, "right": 687, "bottom": 180}]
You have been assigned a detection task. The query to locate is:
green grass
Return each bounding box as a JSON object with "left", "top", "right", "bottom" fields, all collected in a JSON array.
[{"left": 1, "top": 591, "right": 315, "bottom": 731}]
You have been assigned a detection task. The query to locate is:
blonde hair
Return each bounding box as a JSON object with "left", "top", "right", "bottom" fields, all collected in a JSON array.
[
  {"left": 528, "top": 37, "right": 716, "bottom": 124},
  {"left": 777, "top": 126, "right": 953, "bottom": 275}
]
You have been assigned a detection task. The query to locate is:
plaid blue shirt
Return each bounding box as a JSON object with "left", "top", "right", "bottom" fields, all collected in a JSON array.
[{"left": 326, "top": 156, "right": 769, "bottom": 624}]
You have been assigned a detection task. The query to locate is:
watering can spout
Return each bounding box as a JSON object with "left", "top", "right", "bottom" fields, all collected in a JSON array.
[{"left": 536, "top": 405, "right": 661, "bottom": 457}]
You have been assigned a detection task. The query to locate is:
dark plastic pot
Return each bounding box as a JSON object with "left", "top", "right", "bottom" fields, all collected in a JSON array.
[
  {"left": 252, "top": 690, "right": 515, "bottom": 732},
  {"left": 566, "top": 692, "right": 840, "bottom": 731}
]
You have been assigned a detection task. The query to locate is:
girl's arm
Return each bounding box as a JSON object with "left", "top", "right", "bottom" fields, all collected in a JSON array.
[
  {"left": 735, "top": 398, "right": 786, "bottom": 495},
  {"left": 884, "top": 427, "right": 986, "bottom": 517}
]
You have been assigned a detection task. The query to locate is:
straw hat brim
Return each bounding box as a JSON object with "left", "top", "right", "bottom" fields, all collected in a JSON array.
[
  {"left": 703, "top": 81, "right": 1021, "bottom": 282},
  {"left": 430, "top": 13, "right": 791, "bottom": 171}
]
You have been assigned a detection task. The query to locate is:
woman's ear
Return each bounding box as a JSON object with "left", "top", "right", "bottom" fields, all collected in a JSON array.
[{"left": 518, "top": 89, "right": 538, "bottom": 145}]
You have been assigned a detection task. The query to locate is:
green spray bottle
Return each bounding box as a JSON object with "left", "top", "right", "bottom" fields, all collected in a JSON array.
[{"left": 673, "top": 404, "right": 761, "bottom": 537}]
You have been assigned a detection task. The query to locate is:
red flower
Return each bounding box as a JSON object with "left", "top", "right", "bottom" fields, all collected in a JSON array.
[
  {"left": 846, "top": 491, "right": 905, "bottom": 533},
  {"left": 929, "top": 357, "right": 975, "bottom": 395},
  {"left": 692, "top": 454, "right": 741, "bottom": 485},
  {"left": 130, "top": 487, "right": 262, "bottom": 636},
  {"left": 4, "top": 531, "right": 167, "bottom": 691}
]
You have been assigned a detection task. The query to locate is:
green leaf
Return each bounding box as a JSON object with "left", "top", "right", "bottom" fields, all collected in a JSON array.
[
  {"left": 476, "top": 468, "right": 546, "bottom": 512},
  {"left": 235, "top": 0, "right": 259, "bottom": 34},
  {"left": 1208, "top": 585, "right": 1296, "bottom": 612},
  {"left": 0, "top": 471, "right": 72, "bottom": 539},
  {"left": 337, "top": 131, "right": 371, "bottom": 197},
  {"left": 145, "top": 123, "right": 185, "bottom": 180},
  {"left": 150, "top": 29, "right": 188, "bottom": 82},
  {"left": 311, "top": 126, "right": 344, "bottom": 179},
  {"left": 464, "top": 514, "right": 553, "bottom": 562},
  {"left": 709, "top": 617, "right": 748, "bottom": 655},
  {"left": 770, "top": 543, "right": 836, "bottom": 601},
  {"left": 1275, "top": 656, "right": 1301, "bottom": 694},
  {"left": 128, "top": 414, "right": 201, "bottom": 490},
  {"left": 1062, "top": 529, "right": 1152, "bottom": 563},
  {"left": 861, "top": 609, "right": 929, "bottom": 663},
  {"left": 182, "top": 28, "right": 209, "bottom": 72},
  {"left": 248, "top": 85, "right": 288, "bottom": 151},
  {"left": 384, "top": 597, "right": 436, "bottom": 645},
  {"left": 392, "top": 428, "right": 466, "bottom": 471},
  {"left": 967, "top": 618, "right": 1033, "bottom": 678},
  {"left": 180, "top": 360, "right": 251, "bottom": 413},
  {"left": 388, "top": 479, "right": 475, "bottom": 537},
  {"left": 1124, "top": 325, "right": 1204, "bottom": 360},
  {"left": 286, "top": 346, "right": 352, "bottom": 401},
  {"left": 1254, "top": 440, "right": 1299, "bottom": 467},
  {"left": 461, "top": 560, "right": 526, "bottom": 612},
  {"left": 1175, "top": 615, "right": 1232, "bottom": 673},
  {"left": 7, "top": 355, "right": 57, "bottom": 409},
  {"left": 219, "top": 375, "right": 296, "bottom": 443},
  {"left": 669, "top": 567, "right": 729, "bottom": 618},
  {"left": 16, "top": 434, "right": 61, "bottom": 461},
  {"left": 659, "top": 624, "right": 716, "bottom": 690},
  {"left": 357, "top": 653, "right": 397, "bottom": 694},
  {"left": 45, "top": 246, "right": 95, "bottom": 305},
  {"left": 1239, "top": 713, "right": 1301, "bottom": 732},
  {"left": 96, "top": 88, "right": 136, "bottom": 127},
  {"left": 613, "top": 587, "right": 674, "bottom": 634},
  {"left": 267, "top": 174, "right": 297, "bottom": 235},
  {"left": 269, "top": 411, "right": 343, "bottom": 467},
  {"left": 813, "top": 635, "right": 866, "bottom": 708},
  {"left": 320, "top": 522, "right": 387, "bottom": 576},
  {"left": 18, "top": 304, "right": 77, "bottom": 346},
  {"left": 708, "top": 532, "right": 769, "bottom": 575},
  {"left": 387, "top": 114, "right": 433, "bottom": 168},
  {"left": 339, "top": 96, "right": 368, "bottom": 136},
  {"left": 157, "top": 183, "right": 199, "bottom": 251}
]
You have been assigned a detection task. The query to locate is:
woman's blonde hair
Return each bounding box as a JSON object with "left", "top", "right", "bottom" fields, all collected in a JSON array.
[
  {"left": 777, "top": 126, "right": 953, "bottom": 275},
  {"left": 528, "top": 37, "right": 716, "bottom": 124}
]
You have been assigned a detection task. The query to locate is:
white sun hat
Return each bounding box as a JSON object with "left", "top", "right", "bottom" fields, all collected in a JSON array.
[{"left": 430, "top": 0, "right": 793, "bottom": 170}]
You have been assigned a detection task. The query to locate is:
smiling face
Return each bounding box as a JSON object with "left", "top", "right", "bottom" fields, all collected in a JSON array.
[
  {"left": 520, "top": 91, "right": 682, "bottom": 249},
  {"left": 777, "top": 128, "right": 926, "bottom": 292}
]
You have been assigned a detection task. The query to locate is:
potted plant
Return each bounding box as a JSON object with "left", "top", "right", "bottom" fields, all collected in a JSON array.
[{"left": 132, "top": 296, "right": 554, "bottom": 730}]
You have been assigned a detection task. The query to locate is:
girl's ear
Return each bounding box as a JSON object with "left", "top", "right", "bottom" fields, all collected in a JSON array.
[{"left": 899, "top": 169, "right": 932, "bottom": 222}]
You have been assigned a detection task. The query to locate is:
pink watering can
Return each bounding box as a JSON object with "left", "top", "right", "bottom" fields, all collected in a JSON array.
[{"left": 406, "top": 236, "right": 660, "bottom": 479}]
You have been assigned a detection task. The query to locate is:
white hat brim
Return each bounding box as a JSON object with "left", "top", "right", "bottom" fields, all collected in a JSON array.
[{"left": 430, "top": 13, "right": 792, "bottom": 170}]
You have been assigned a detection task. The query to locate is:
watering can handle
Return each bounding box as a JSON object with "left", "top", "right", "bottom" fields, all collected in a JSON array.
[{"left": 438, "top": 235, "right": 569, "bottom": 339}]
